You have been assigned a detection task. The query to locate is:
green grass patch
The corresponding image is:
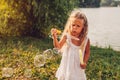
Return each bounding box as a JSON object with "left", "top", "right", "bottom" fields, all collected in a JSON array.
[
  {"left": 0, "top": 37, "right": 120, "bottom": 80},
  {"left": 86, "top": 46, "right": 120, "bottom": 80}
]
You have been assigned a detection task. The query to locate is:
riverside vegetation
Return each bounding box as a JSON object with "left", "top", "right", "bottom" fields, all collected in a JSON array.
[{"left": 0, "top": 37, "right": 120, "bottom": 80}]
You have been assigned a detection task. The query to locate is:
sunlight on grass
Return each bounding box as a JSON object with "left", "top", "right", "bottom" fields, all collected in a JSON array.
[
  {"left": 0, "top": 37, "right": 120, "bottom": 80},
  {"left": 0, "top": 1, "right": 8, "bottom": 10}
]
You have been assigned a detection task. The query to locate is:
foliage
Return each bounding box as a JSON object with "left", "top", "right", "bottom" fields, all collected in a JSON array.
[
  {"left": 25, "top": 0, "right": 79, "bottom": 38},
  {"left": 86, "top": 46, "right": 120, "bottom": 79},
  {"left": 79, "top": 0, "right": 101, "bottom": 8},
  {"left": 0, "top": 0, "right": 32, "bottom": 37},
  {"left": 0, "top": 37, "right": 120, "bottom": 79},
  {"left": 0, "top": 0, "right": 79, "bottom": 38},
  {"left": 101, "top": 0, "right": 120, "bottom": 7}
]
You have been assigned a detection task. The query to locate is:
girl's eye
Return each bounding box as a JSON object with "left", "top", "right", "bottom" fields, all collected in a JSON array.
[
  {"left": 77, "top": 25, "right": 80, "bottom": 27},
  {"left": 72, "top": 24, "right": 75, "bottom": 26}
]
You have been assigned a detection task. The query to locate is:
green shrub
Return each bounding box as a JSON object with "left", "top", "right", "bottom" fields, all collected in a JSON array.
[{"left": 0, "top": 0, "right": 79, "bottom": 38}]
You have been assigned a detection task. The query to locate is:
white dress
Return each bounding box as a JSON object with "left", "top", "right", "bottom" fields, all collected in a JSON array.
[{"left": 56, "top": 33, "right": 88, "bottom": 80}]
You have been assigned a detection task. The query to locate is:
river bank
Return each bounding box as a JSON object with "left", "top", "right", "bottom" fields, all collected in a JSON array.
[{"left": 0, "top": 37, "right": 120, "bottom": 79}]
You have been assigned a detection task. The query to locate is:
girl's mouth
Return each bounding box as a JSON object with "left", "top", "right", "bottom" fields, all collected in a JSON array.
[
  {"left": 72, "top": 31, "right": 77, "bottom": 34},
  {"left": 71, "top": 31, "right": 77, "bottom": 36}
]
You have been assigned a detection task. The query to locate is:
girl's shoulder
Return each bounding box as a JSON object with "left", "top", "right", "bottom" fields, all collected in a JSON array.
[
  {"left": 86, "top": 37, "right": 90, "bottom": 44},
  {"left": 60, "top": 34, "right": 67, "bottom": 42},
  {"left": 81, "top": 36, "right": 89, "bottom": 47},
  {"left": 62, "top": 33, "right": 69, "bottom": 39},
  {"left": 84, "top": 37, "right": 90, "bottom": 48}
]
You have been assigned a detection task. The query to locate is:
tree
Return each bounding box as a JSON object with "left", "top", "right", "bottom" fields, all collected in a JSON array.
[
  {"left": 30, "top": 0, "right": 79, "bottom": 38},
  {"left": 79, "top": 0, "right": 101, "bottom": 7},
  {"left": 0, "top": 0, "right": 30, "bottom": 36},
  {"left": 0, "top": 0, "right": 79, "bottom": 38}
]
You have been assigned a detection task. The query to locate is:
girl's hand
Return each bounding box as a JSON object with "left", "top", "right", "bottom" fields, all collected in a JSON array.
[
  {"left": 51, "top": 28, "right": 57, "bottom": 39},
  {"left": 80, "top": 62, "right": 87, "bottom": 69}
]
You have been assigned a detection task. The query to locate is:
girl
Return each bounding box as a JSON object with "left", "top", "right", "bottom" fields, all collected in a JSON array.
[{"left": 51, "top": 9, "right": 90, "bottom": 80}]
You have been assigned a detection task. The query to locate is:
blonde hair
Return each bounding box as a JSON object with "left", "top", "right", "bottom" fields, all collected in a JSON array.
[{"left": 62, "top": 9, "right": 88, "bottom": 43}]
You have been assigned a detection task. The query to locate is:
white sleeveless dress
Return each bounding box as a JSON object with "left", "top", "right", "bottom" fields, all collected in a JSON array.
[{"left": 56, "top": 33, "right": 88, "bottom": 80}]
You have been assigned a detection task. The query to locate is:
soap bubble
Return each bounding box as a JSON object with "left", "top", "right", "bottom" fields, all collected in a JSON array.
[
  {"left": 43, "top": 49, "right": 53, "bottom": 59},
  {"left": 53, "top": 48, "right": 60, "bottom": 54},
  {"left": 34, "top": 54, "right": 45, "bottom": 67},
  {"left": 24, "top": 69, "right": 32, "bottom": 78},
  {"left": 2, "top": 67, "right": 13, "bottom": 77}
]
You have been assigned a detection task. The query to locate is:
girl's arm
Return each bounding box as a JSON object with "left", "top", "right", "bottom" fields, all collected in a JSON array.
[
  {"left": 80, "top": 39, "right": 90, "bottom": 69},
  {"left": 84, "top": 39, "right": 90, "bottom": 64},
  {"left": 53, "top": 35, "right": 66, "bottom": 49},
  {"left": 51, "top": 28, "right": 67, "bottom": 49}
]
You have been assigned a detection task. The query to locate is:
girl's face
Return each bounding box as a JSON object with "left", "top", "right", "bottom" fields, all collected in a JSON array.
[{"left": 70, "top": 18, "right": 84, "bottom": 37}]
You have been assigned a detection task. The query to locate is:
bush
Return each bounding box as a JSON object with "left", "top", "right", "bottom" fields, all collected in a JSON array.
[{"left": 0, "top": 0, "right": 79, "bottom": 38}]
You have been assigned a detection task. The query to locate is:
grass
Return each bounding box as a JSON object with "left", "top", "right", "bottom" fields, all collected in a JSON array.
[
  {"left": 87, "top": 46, "right": 120, "bottom": 80},
  {"left": 0, "top": 37, "right": 120, "bottom": 80}
]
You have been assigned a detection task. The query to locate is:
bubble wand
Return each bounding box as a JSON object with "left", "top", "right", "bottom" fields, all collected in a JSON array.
[
  {"left": 49, "top": 28, "right": 62, "bottom": 38},
  {"left": 79, "top": 49, "right": 84, "bottom": 64}
]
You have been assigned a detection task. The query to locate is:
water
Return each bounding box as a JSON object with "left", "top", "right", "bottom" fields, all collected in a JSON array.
[{"left": 80, "top": 7, "right": 120, "bottom": 51}]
